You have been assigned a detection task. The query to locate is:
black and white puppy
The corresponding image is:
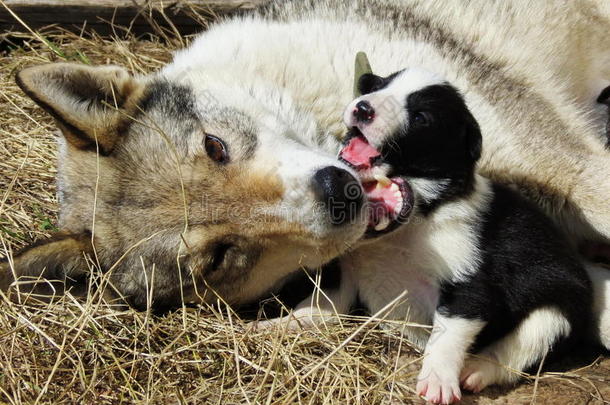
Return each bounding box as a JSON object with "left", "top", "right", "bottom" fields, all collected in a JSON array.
[
  {"left": 258, "top": 68, "right": 610, "bottom": 404},
  {"left": 339, "top": 68, "right": 596, "bottom": 402}
]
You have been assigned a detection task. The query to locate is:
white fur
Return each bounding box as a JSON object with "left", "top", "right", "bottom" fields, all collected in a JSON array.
[{"left": 409, "top": 178, "right": 451, "bottom": 207}]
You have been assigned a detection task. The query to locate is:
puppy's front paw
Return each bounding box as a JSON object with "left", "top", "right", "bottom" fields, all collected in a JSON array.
[{"left": 416, "top": 365, "right": 462, "bottom": 404}]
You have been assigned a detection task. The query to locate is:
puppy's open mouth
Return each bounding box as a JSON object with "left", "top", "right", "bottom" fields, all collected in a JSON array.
[{"left": 339, "top": 128, "right": 414, "bottom": 237}]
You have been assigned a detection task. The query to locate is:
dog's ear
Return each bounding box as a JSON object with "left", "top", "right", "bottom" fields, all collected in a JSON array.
[
  {"left": 358, "top": 73, "right": 386, "bottom": 95},
  {"left": 16, "top": 63, "right": 144, "bottom": 155},
  {"left": 1, "top": 232, "right": 94, "bottom": 298}
]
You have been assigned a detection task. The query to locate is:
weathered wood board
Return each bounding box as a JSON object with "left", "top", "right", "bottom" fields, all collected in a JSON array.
[{"left": 0, "top": 0, "right": 268, "bottom": 36}]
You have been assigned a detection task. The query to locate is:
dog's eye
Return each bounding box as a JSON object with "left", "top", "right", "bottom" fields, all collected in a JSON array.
[
  {"left": 413, "top": 111, "right": 431, "bottom": 125},
  {"left": 204, "top": 134, "right": 228, "bottom": 164},
  {"left": 209, "top": 243, "right": 233, "bottom": 272}
]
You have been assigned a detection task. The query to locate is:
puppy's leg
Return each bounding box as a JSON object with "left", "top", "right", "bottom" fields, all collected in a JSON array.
[
  {"left": 460, "top": 307, "right": 572, "bottom": 393},
  {"left": 416, "top": 312, "right": 485, "bottom": 404},
  {"left": 254, "top": 264, "right": 357, "bottom": 331}
]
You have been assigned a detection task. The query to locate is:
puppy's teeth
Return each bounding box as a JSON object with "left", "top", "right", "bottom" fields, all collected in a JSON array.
[
  {"left": 374, "top": 174, "right": 392, "bottom": 188},
  {"left": 375, "top": 216, "right": 390, "bottom": 231},
  {"left": 389, "top": 183, "right": 399, "bottom": 192}
]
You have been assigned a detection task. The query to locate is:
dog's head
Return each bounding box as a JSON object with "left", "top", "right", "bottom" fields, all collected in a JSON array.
[
  {"left": 9, "top": 63, "right": 367, "bottom": 309},
  {"left": 340, "top": 68, "right": 482, "bottom": 237}
]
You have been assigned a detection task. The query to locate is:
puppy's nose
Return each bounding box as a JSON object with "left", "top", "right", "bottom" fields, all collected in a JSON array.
[
  {"left": 353, "top": 100, "right": 375, "bottom": 123},
  {"left": 313, "top": 166, "right": 363, "bottom": 225}
]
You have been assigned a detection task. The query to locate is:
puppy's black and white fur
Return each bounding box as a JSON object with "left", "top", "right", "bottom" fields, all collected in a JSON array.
[{"left": 258, "top": 68, "right": 609, "bottom": 404}]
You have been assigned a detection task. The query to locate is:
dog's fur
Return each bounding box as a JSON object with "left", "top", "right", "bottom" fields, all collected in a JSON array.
[{"left": 4, "top": 0, "right": 610, "bottom": 388}]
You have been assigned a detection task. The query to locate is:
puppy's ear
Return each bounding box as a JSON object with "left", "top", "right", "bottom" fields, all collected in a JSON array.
[
  {"left": 16, "top": 63, "right": 144, "bottom": 155},
  {"left": 1, "top": 232, "right": 94, "bottom": 299},
  {"left": 463, "top": 111, "right": 482, "bottom": 163},
  {"left": 358, "top": 73, "right": 386, "bottom": 95}
]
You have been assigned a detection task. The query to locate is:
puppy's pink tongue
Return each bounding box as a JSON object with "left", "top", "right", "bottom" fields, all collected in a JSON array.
[{"left": 339, "top": 134, "right": 380, "bottom": 170}]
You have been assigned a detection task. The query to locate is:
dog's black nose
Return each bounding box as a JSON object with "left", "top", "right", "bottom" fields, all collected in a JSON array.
[
  {"left": 313, "top": 166, "right": 363, "bottom": 225},
  {"left": 353, "top": 100, "right": 375, "bottom": 123}
]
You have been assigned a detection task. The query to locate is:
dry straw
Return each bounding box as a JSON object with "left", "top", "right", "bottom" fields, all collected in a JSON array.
[{"left": 0, "top": 4, "right": 608, "bottom": 404}]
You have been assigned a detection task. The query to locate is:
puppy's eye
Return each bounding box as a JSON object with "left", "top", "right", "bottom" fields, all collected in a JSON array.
[
  {"left": 413, "top": 112, "right": 431, "bottom": 125},
  {"left": 204, "top": 134, "right": 228, "bottom": 164}
]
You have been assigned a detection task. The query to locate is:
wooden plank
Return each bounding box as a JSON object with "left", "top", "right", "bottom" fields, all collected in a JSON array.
[{"left": 0, "top": 0, "right": 269, "bottom": 36}]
